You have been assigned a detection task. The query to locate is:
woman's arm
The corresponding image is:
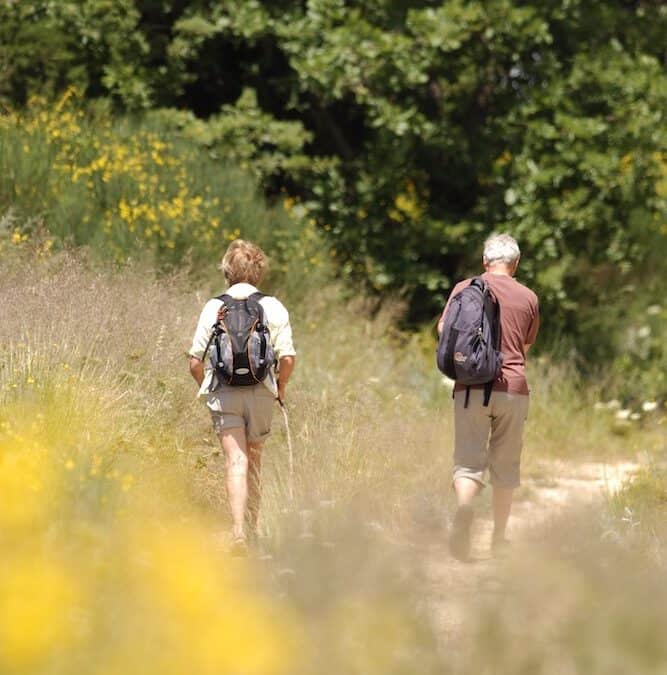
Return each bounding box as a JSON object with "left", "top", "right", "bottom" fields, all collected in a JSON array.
[
  {"left": 189, "top": 356, "right": 205, "bottom": 386},
  {"left": 276, "top": 355, "right": 295, "bottom": 402}
]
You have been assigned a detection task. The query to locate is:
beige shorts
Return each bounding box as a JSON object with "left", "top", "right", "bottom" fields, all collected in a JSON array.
[
  {"left": 453, "top": 389, "right": 529, "bottom": 489},
  {"left": 208, "top": 383, "right": 276, "bottom": 445}
]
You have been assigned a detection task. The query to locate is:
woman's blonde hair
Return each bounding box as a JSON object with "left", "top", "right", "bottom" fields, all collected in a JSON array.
[{"left": 220, "top": 239, "right": 268, "bottom": 286}]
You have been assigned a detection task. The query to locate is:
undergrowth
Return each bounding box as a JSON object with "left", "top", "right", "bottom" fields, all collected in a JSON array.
[{"left": 1, "top": 241, "right": 666, "bottom": 673}]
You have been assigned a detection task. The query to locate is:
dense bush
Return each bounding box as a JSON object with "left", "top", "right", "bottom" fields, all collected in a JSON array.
[
  {"left": 0, "top": 90, "right": 326, "bottom": 296},
  {"left": 1, "top": 2, "right": 665, "bottom": 323}
]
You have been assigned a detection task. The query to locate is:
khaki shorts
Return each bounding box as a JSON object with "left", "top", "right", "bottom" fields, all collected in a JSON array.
[
  {"left": 453, "top": 389, "right": 529, "bottom": 489},
  {"left": 208, "top": 383, "right": 276, "bottom": 445}
]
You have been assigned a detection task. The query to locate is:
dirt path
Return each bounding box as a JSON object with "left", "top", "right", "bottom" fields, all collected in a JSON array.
[{"left": 421, "top": 459, "right": 639, "bottom": 638}]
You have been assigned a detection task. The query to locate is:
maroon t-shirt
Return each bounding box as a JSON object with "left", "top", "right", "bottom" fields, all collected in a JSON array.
[{"left": 441, "top": 272, "right": 540, "bottom": 395}]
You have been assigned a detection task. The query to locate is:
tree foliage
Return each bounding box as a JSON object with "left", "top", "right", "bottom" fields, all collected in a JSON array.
[{"left": 1, "top": 0, "right": 666, "bottom": 365}]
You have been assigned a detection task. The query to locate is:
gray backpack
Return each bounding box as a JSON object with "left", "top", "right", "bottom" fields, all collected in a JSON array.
[
  {"left": 436, "top": 277, "right": 503, "bottom": 407},
  {"left": 205, "top": 292, "right": 275, "bottom": 389}
]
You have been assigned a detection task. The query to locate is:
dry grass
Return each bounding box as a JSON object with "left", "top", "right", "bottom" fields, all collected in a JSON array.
[
  {"left": 2, "top": 246, "right": 667, "bottom": 674},
  {"left": 1, "top": 245, "right": 662, "bottom": 533},
  {"left": 452, "top": 515, "right": 667, "bottom": 674}
]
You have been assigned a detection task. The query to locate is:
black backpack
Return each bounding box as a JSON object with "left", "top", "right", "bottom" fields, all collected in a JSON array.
[
  {"left": 205, "top": 292, "right": 275, "bottom": 388},
  {"left": 436, "top": 277, "right": 503, "bottom": 407}
]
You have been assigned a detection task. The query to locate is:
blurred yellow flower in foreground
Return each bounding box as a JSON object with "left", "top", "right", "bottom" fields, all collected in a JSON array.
[
  {"left": 106, "top": 524, "right": 299, "bottom": 675},
  {"left": 0, "top": 435, "right": 50, "bottom": 530},
  {"left": 0, "top": 556, "right": 81, "bottom": 671}
]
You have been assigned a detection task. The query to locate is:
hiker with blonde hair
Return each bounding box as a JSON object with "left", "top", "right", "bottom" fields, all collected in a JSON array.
[
  {"left": 189, "top": 239, "right": 296, "bottom": 555},
  {"left": 437, "top": 233, "right": 539, "bottom": 561}
]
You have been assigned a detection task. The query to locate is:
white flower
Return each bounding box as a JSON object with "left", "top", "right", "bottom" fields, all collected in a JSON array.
[
  {"left": 637, "top": 325, "right": 651, "bottom": 339},
  {"left": 630, "top": 412, "right": 641, "bottom": 421},
  {"left": 504, "top": 188, "right": 517, "bottom": 206},
  {"left": 642, "top": 401, "right": 658, "bottom": 412},
  {"left": 606, "top": 399, "right": 621, "bottom": 410},
  {"left": 646, "top": 305, "right": 662, "bottom": 316},
  {"left": 615, "top": 409, "right": 631, "bottom": 420}
]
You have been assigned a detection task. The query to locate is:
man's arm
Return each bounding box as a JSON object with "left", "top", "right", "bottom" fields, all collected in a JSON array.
[
  {"left": 276, "top": 356, "right": 295, "bottom": 403},
  {"left": 524, "top": 299, "right": 540, "bottom": 353},
  {"left": 189, "top": 356, "right": 205, "bottom": 387}
]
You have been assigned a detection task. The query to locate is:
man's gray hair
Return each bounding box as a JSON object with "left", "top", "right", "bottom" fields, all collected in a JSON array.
[{"left": 483, "top": 233, "right": 521, "bottom": 265}]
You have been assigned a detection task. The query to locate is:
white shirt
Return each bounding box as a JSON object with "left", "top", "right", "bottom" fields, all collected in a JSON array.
[{"left": 189, "top": 283, "right": 296, "bottom": 400}]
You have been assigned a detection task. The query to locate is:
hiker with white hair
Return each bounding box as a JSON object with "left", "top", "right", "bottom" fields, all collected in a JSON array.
[
  {"left": 437, "top": 233, "right": 539, "bottom": 561},
  {"left": 188, "top": 239, "right": 296, "bottom": 556}
]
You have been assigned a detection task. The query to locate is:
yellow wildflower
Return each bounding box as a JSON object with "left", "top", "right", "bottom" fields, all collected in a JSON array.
[{"left": 0, "top": 557, "right": 81, "bottom": 671}]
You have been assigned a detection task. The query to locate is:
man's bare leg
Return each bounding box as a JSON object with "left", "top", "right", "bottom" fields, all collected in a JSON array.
[
  {"left": 450, "top": 476, "right": 482, "bottom": 561},
  {"left": 220, "top": 427, "right": 249, "bottom": 541},
  {"left": 246, "top": 443, "right": 263, "bottom": 538},
  {"left": 492, "top": 486, "right": 514, "bottom": 543},
  {"left": 454, "top": 476, "right": 482, "bottom": 506}
]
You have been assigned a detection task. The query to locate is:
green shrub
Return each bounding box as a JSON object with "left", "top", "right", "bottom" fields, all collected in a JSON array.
[{"left": 0, "top": 90, "right": 328, "bottom": 298}]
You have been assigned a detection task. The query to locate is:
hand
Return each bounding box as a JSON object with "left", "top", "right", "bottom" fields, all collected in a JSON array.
[
  {"left": 275, "top": 356, "right": 295, "bottom": 404},
  {"left": 277, "top": 380, "right": 287, "bottom": 404}
]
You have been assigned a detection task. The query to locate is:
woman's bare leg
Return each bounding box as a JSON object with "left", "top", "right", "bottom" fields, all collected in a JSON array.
[
  {"left": 246, "top": 443, "right": 263, "bottom": 537},
  {"left": 220, "top": 427, "right": 249, "bottom": 540}
]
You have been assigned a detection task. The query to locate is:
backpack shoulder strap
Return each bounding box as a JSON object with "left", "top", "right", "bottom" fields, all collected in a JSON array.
[
  {"left": 203, "top": 296, "right": 229, "bottom": 356},
  {"left": 247, "top": 292, "right": 267, "bottom": 323},
  {"left": 216, "top": 292, "right": 265, "bottom": 303},
  {"left": 482, "top": 283, "right": 502, "bottom": 349}
]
